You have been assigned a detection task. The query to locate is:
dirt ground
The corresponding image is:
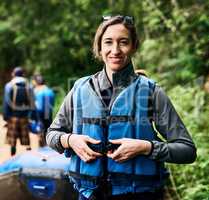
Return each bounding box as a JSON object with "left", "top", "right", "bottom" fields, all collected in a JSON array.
[{"left": 0, "top": 115, "right": 39, "bottom": 164}]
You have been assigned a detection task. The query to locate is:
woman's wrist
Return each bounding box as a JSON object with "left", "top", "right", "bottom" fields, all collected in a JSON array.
[
  {"left": 66, "top": 133, "right": 72, "bottom": 148},
  {"left": 143, "top": 140, "right": 153, "bottom": 156},
  {"left": 61, "top": 133, "right": 73, "bottom": 148}
]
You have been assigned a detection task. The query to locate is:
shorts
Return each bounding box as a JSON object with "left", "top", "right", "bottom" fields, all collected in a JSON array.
[{"left": 6, "top": 117, "right": 30, "bottom": 146}]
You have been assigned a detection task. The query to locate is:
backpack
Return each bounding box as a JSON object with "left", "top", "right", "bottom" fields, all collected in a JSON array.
[{"left": 10, "top": 80, "right": 32, "bottom": 111}]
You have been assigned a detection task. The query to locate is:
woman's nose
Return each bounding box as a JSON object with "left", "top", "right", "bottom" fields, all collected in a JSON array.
[{"left": 111, "top": 44, "right": 121, "bottom": 54}]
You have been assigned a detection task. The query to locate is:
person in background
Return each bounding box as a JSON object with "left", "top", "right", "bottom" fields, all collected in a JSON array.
[
  {"left": 32, "top": 74, "right": 55, "bottom": 147},
  {"left": 46, "top": 15, "right": 196, "bottom": 200},
  {"left": 3, "top": 66, "right": 34, "bottom": 156}
]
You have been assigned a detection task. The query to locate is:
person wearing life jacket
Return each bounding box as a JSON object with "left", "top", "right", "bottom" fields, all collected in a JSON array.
[
  {"left": 3, "top": 66, "right": 35, "bottom": 156},
  {"left": 46, "top": 15, "right": 197, "bottom": 200},
  {"left": 32, "top": 74, "right": 55, "bottom": 147}
]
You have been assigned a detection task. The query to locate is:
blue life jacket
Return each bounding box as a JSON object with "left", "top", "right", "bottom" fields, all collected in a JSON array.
[
  {"left": 34, "top": 86, "right": 55, "bottom": 120},
  {"left": 68, "top": 75, "right": 166, "bottom": 194}
]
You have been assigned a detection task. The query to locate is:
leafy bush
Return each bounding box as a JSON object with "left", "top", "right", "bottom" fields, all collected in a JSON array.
[{"left": 167, "top": 85, "right": 209, "bottom": 200}]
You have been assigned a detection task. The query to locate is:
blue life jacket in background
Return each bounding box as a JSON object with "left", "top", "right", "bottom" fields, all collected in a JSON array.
[
  {"left": 34, "top": 86, "right": 55, "bottom": 121},
  {"left": 69, "top": 75, "right": 167, "bottom": 195}
]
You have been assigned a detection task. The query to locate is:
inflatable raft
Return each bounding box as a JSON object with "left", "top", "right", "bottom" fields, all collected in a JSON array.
[{"left": 0, "top": 147, "right": 78, "bottom": 200}]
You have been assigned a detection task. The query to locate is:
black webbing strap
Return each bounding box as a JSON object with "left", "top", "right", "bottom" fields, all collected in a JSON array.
[
  {"left": 109, "top": 172, "right": 160, "bottom": 182},
  {"left": 101, "top": 125, "right": 110, "bottom": 199},
  {"left": 68, "top": 171, "right": 160, "bottom": 185},
  {"left": 87, "top": 142, "right": 120, "bottom": 155},
  {"left": 68, "top": 171, "right": 100, "bottom": 185},
  {"left": 82, "top": 115, "right": 135, "bottom": 127}
]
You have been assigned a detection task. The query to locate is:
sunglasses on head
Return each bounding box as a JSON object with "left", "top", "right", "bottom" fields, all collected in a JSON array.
[{"left": 102, "top": 15, "right": 134, "bottom": 25}]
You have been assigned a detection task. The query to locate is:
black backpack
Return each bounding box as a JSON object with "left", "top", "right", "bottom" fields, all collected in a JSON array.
[{"left": 10, "top": 80, "right": 32, "bottom": 111}]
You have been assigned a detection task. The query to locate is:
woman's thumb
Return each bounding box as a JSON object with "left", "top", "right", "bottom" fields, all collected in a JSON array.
[
  {"left": 109, "top": 139, "right": 122, "bottom": 144},
  {"left": 87, "top": 137, "right": 101, "bottom": 144}
]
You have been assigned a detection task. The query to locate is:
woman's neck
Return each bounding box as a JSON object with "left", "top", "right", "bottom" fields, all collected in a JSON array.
[
  {"left": 105, "top": 67, "right": 114, "bottom": 84},
  {"left": 105, "top": 63, "right": 132, "bottom": 84}
]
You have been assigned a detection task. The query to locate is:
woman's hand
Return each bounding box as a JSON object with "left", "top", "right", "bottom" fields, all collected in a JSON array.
[
  {"left": 107, "top": 138, "right": 152, "bottom": 163},
  {"left": 65, "top": 134, "right": 102, "bottom": 163}
]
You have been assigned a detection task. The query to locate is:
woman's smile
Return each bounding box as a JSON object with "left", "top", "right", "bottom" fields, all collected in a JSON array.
[{"left": 108, "top": 56, "right": 123, "bottom": 63}]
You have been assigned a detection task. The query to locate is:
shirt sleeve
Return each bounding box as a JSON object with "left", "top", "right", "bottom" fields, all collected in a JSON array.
[
  {"left": 46, "top": 89, "right": 74, "bottom": 153},
  {"left": 149, "top": 85, "right": 197, "bottom": 163}
]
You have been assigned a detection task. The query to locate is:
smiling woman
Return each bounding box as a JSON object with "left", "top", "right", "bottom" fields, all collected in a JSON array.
[
  {"left": 101, "top": 24, "right": 134, "bottom": 72},
  {"left": 46, "top": 15, "right": 196, "bottom": 200}
]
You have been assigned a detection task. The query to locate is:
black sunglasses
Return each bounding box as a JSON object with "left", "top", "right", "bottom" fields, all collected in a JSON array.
[{"left": 102, "top": 15, "right": 134, "bottom": 25}]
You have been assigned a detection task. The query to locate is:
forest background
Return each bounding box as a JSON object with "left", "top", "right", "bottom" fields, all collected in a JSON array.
[{"left": 0, "top": 1, "right": 208, "bottom": 199}]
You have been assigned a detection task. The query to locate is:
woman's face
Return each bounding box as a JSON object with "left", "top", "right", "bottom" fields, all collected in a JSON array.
[{"left": 100, "top": 24, "right": 135, "bottom": 72}]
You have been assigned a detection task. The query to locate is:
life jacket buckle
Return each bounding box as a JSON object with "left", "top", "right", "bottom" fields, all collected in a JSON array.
[
  {"left": 88, "top": 142, "right": 120, "bottom": 154},
  {"left": 106, "top": 142, "right": 120, "bottom": 152}
]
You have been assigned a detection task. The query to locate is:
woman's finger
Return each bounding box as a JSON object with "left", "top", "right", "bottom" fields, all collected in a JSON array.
[
  {"left": 86, "top": 136, "right": 101, "bottom": 144},
  {"left": 107, "top": 149, "right": 121, "bottom": 160},
  {"left": 86, "top": 147, "right": 102, "bottom": 157},
  {"left": 109, "top": 139, "right": 123, "bottom": 144}
]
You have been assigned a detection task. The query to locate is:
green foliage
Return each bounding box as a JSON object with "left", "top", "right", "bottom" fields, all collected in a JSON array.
[
  {"left": 0, "top": 0, "right": 108, "bottom": 83},
  {"left": 0, "top": 0, "right": 208, "bottom": 85},
  {"left": 167, "top": 85, "right": 209, "bottom": 200},
  {"left": 134, "top": 0, "right": 209, "bottom": 86},
  {"left": 52, "top": 86, "right": 66, "bottom": 118}
]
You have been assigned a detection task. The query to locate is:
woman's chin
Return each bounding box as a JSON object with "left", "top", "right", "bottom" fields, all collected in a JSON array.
[{"left": 107, "top": 64, "right": 126, "bottom": 72}]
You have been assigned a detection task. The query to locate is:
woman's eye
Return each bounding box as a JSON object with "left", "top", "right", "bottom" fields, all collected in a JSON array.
[
  {"left": 120, "top": 40, "right": 129, "bottom": 45},
  {"left": 104, "top": 40, "right": 112, "bottom": 45}
]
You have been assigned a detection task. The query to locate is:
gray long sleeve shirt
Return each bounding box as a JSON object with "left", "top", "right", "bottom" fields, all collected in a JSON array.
[{"left": 46, "top": 63, "right": 196, "bottom": 164}]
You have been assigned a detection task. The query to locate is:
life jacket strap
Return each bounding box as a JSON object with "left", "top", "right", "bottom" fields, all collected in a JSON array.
[
  {"left": 68, "top": 171, "right": 162, "bottom": 185},
  {"left": 87, "top": 142, "right": 120, "bottom": 155},
  {"left": 82, "top": 116, "right": 135, "bottom": 127},
  {"left": 109, "top": 172, "right": 161, "bottom": 186},
  {"left": 69, "top": 171, "right": 101, "bottom": 185}
]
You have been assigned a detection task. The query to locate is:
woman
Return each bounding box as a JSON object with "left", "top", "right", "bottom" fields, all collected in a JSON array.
[{"left": 46, "top": 15, "right": 196, "bottom": 200}]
